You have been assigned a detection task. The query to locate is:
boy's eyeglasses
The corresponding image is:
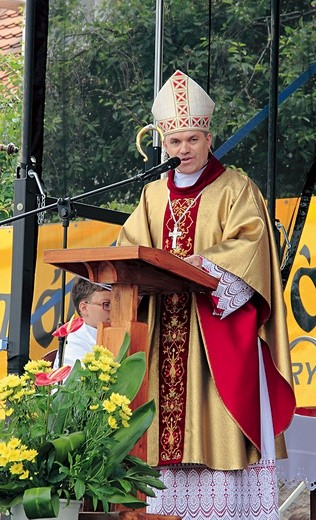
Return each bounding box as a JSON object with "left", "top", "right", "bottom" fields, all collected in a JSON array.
[{"left": 85, "top": 301, "right": 110, "bottom": 311}]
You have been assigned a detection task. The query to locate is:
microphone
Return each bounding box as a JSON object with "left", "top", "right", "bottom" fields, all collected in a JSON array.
[
  {"left": 0, "top": 143, "right": 19, "bottom": 155},
  {"left": 140, "top": 156, "right": 181, "bottom": 180}
]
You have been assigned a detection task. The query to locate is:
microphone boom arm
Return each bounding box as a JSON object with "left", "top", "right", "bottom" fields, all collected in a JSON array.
[{"left": 0, "top": 157, "right": 181, "bottom": 226}]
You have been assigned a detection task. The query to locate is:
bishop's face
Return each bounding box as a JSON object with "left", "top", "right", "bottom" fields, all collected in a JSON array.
[{"left": 163, "top": 130, "right": 212, "bottom": 174}]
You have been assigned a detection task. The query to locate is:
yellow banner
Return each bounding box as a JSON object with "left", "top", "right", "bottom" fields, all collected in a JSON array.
[
  {"left": 278, "top": 198, "right": 316, "bottom": 407},
  {"left": 1, "top": 200, "right": 315, "bottom": 407}
]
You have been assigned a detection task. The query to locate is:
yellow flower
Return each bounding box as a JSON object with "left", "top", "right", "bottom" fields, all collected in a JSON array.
[
  {"left": 19, "top": 470, "right": 29, "bottom": 480},
  {"left": 86, "top": 364, "right": 99, "bottom": 372},
  {"left": 108, "top": 416, "right": 118, "bottom": 429},
  {"left": 8, "top": 449, "right": 21, "bottom": 462},
  {"left": 5, "top": 408, "right": 14, "bottom": 417},
  {"left": 25, "top": 388, "right": 36, "bottom": 396},
  {"left": 11, "top": 390, "right": 26, "bottom": 401},
  {"left": 82, "top": 352, "right": 94, "bottom": 363},
  {"left": 110, "top": 393, "right": 130, "bottom": 407},
  {"left": 23, "top": 449, "right": 37, "bottom": 462},
  {"left": 89, "top": 404, "right": 99, "bottom": 411},
  {"left": 24, "top": 360, "right": 52, "bottom": 374},
  {"left": 0, "top": 439, "right": 37, "bottom": 468},
  {"left": 9, "top": 462, "right": 24, "bottom": 475},
  {"left": 122, "top": 420, "right": 130, "bottom": 428},
  {"left": 2, "top": 374, "right": 21, "bottom": 389},
  {"left": 0, "top": 390, "right": 12, "bottom": 400},
  {"left": 102, "top": 400, "right": 116, "bottom": 413},
  {"left": 119, "top": 411, "right": 131, "bottom": 421},
  {"left": 20, "top": 374, "right": 31, "bottom": 384},
  {"left": 121, "top": 404, "right": 132, "bottom": 416},
  {"left": 92, "top": 345, "right": 108, "bottom": 354},
  {"left": 82, "top": 346, "right": 120, "bottom": 376},
  {"left": 7, "top": 438, "right": 21, "bottom": 449},
  {"left": 98, "top": 373, "right": 110, "bottom": 382},
  {"left": 97, "top": 362, "right": 111, "bottom": 373}
]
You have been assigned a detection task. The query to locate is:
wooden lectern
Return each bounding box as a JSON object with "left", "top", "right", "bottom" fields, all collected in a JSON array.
[
  {"left": 44, "top": 246, "right": 218, "bottom": 520},
  {"left": 44, "top": 245, "right": 217, "bottom": 360}
]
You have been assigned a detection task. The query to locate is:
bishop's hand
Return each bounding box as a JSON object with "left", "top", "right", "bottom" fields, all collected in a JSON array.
[{"left": 184, "top": 255, "right": 202, "bottom": 269}]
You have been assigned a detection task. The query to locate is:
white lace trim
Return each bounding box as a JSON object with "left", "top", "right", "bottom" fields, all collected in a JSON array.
[
  {"left": 147, "top": 461, "right": 279, "bottom": 520},
  {"left": 201, "top": 257, "right": 255, "bottom": 318}
]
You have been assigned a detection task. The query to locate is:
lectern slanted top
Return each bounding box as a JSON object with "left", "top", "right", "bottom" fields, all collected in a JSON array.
[{"left": 43, "top": 245, "right": 218, "bottom": 295}]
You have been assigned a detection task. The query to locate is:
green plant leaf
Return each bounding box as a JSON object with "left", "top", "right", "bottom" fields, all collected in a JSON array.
[
  {"left": 49, "top": 360, "right": 83, "bottom": 434},
  {"left": 104, "top": 400, "right": 155, "bottom": 477},
  {"left": 23, "top": 487, "right": 59, "bottom": 519},
  {"left": 38, "top": 431, "right": 86, "bottom": 464},
  {"left": 110, "top": 352, "right": 146, "bottom": 401},
  {"left": 132, "top": 481, "right": 156, "bottom": 497},
  {"left": 127, "top": 474, "right": 165, "bottom": 490},
  {"left": 74, "top": 479, "right": 86, "bottom": 500},
  {"left": 124, "top": 454, "right": 161, "bottom": 476},
  {"left": 115, "top": 332, "right": 131, "bottom": 362},
  {"left": 116, "top": 479, "right": 132, "bottom": 493}
]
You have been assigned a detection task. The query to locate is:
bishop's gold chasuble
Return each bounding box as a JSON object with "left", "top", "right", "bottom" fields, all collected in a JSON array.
[{"left": 117, "top": 157, "right": 295, "bottom": 470}]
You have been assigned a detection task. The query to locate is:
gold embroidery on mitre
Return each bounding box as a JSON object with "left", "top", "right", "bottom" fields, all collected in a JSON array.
[{"left": 151, "top": 70, "right": 214, "bottom": 135}]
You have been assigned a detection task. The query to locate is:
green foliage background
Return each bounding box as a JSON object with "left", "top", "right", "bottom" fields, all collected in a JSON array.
[
  {"left": 0, "top": 53, "right": 23, "bottom": 218},
  {"left": 1, "top": 0, "right": 315, "bottom": 217}
]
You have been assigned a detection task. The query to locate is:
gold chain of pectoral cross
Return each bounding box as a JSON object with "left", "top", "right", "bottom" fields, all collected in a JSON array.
[{"left": 167, "top": 187, "right": 207, "bottom": 249}]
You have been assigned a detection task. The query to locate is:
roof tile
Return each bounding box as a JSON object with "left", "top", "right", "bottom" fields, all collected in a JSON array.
[{"left": 0, "top": 9, "right": 23, "bottom": 55}]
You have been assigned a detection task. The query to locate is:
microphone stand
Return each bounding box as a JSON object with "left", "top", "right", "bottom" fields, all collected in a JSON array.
[
  {"left": 56, "top": 199, "right": 74, "bottom": 367},
  {"left": 0, "top": 157, "right": 178, "bottom": 226},
  {"left": 1, "top": 157, "right": 178, "bottom": 366}
]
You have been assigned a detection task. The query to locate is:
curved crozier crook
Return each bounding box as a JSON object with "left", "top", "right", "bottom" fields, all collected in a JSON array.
[{"left": 136, "top": 124, "right": 164, "bottom": 162}]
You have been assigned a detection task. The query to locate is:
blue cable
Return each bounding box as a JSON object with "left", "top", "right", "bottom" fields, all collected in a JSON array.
[{"left": 214, "top": 62, "right": 316, "bottom": 159}]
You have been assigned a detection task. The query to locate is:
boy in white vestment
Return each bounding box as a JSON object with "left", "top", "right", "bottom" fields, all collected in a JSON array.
[{"left": 54, "top": 277, "right": 111, "bottom": 368}]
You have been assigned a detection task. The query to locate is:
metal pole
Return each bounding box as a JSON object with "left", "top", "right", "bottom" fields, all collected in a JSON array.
[
  {"left": 150, "top": 0, "right": 164, "bottom": 165},
  {"left": 20, "top": 0, "right": 35, "bottom": 176},
  {"left": 8, "top": 0, "right": 49, "bottom": 374},
  {"left": 153, "top": 0, "right": 164, "bottom": 102},
  {"left": 267, "top": 0, "right": 280, "bottom": 250},
  {"left": 8, "top": 0, "right": 37, "bottom": 374}
]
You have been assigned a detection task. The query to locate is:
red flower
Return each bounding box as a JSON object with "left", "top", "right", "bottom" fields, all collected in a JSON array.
[
  {"left": 52, "top": 316, "right": 84, "bottom": 337},
  {"left": 34, "top": 366, "right": 72, "bottom": 386}
]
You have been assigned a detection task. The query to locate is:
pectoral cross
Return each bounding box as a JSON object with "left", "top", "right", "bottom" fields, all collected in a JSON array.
[{"left": 169, "top": 224, "right": 182, "bottom": 249}]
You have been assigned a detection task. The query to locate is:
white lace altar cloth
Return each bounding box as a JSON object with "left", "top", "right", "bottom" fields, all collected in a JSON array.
[
  {"left": 277, "top": 414, "right": 316, "bottom": 491},
  {"left": 147, "top": 461, "right": 279, "bottom": 520}
]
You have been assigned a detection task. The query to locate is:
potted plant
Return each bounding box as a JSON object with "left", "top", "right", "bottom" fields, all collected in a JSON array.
[{"left": 0, "top": 335, "right": 164, "bottom": 519}]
